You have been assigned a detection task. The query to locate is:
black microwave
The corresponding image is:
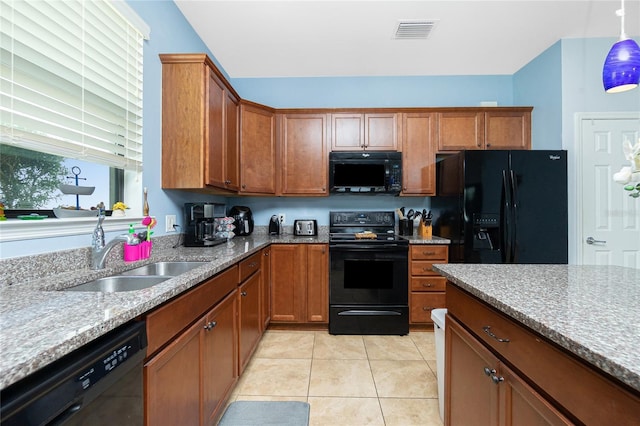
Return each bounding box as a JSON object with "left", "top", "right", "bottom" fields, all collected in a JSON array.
[{"left": 329, "top": 151, "right": 402, "bottom": 194}]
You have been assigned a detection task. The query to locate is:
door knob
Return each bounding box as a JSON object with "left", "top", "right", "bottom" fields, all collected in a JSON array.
[{"left": 586, "top": 237, "right": 606, "bottom": 245}]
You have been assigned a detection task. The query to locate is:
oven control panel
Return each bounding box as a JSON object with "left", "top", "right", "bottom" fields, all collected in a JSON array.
[{"left": 330, "top": 211, "right": 394, "bottom": 227}]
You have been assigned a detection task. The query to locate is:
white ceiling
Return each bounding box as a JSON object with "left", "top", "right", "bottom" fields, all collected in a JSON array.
[{"left": 174, "top": 0, "right": 640, "bottom": 78}]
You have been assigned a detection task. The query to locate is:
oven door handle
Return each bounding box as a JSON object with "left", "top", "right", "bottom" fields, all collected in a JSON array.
[
  {"left": 337, "top": 310, "right": 403, "bottom": 316},
  {"left": 329, "top": 244, "right": 408, "bottom": 251}
]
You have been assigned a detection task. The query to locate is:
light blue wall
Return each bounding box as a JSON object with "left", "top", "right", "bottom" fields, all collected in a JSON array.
[
  {"left": 232, "top": 75, "right": 513, "bottom": 108},
  {"left": 513, "top": 41, "right": 563, "bottom": 150}
]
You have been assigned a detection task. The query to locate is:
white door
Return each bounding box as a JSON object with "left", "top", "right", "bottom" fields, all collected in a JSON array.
[{"left": 579, "top": 115, "right": 640, "bottom": 268}]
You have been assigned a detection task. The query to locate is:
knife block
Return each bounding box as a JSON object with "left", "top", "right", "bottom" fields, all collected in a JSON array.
[{"left": 418, "top": 220, "right": 432, "bottom": 238}]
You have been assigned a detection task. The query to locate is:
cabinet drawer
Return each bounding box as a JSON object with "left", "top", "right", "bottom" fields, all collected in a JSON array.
[
  {"left": 410, "top": 292, "right": 445, "bottom": 323},
  {"left": 239, "top": 252, "right": 261, "bottom": 282},
  {"left": 146, "top": 265, "right": 238, "bottom": 355},
  {"left": 447, "top": 283, "right": 640, "bottom": 425},
  {"left": 410, "top": 276, "right": 447, "bottom": 292},
  {"left": 410, "top": 260, "right": 447, "bottom": 276},
  {"left": 410, "top": 245, "right": 448, "bottom": 260}
]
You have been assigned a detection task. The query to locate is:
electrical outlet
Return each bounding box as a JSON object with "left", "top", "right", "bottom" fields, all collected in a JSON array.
[
  {"left": 278, "top": 213, "right": 285, "bottom": 226},
  {"left": 165, "top": 215, "right": 177, "bottom": 232}
]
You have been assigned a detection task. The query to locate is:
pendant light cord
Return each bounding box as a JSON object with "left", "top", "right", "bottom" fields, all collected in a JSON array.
[{"left": 617, "top": 0, "right": 627, "bottom": 40}]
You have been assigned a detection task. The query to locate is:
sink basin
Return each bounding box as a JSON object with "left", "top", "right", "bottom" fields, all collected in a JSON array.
[
  {"left": 119, "top": 261, "right": 210, "bottom": 277},
  {"left": 65, "top": 276, "right": 170, "bottom": 292}
]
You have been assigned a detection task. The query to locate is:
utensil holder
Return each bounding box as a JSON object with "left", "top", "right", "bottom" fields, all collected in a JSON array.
[{"left": 399, "top": 219, "right": 413, "bottom": 236}]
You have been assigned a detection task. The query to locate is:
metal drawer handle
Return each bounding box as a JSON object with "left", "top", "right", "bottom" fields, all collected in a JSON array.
[
  {"left": 491, "top": 374, "right": 504, "bottom": 384},
  {"left": 204, "top": 321, "right": 217, "bottom": 331},
  {"left": 423, "top": 283, "right": 433, "bottom": 287},
  {"left": 423, "top": 251, "right": 436, "bottom": 255},
  {"left": 422, "top": 306, "right": 433, "bottom": 311},
  {"left": 482, "top": 326, "right": 510, "bottom": 343},
  {"left": 483, "top": 367, "right": 496, "bottom": 377},
  {"left": 248, "top": 262, "right": 258, "bottom": 268}
]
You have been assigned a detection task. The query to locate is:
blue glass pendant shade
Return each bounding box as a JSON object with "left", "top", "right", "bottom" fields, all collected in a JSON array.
[{"left": 603, "top": 38, "right": 640, "bottom": 93}]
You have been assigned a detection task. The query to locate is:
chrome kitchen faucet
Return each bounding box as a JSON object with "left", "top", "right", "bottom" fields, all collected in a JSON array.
[{"left": 91, "top": 210, "right": 136, "bottom": 270}]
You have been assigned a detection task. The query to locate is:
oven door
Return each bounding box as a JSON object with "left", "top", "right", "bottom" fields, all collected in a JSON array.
[{"left": 329, "top": 243, "right": 408, "bottom": 305}]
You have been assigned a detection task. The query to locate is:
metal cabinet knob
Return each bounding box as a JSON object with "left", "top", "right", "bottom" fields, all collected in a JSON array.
[
  {"left": 483, "top": 367, "right": 496, "bottom": 376},
  {"left": 204, "top": 321, "right": 217, "bottom": 331},
  {"left": 491, "top": 374, "right": 504, "bottom": 384},
  {"left": 241, "top": 291, "right": 247, "bottom": 297}
]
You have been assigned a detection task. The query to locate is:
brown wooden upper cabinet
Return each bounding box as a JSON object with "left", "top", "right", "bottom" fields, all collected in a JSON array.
[
  {"left": 277, "top": 112, "right": 329, "bottom": 195},
  {"left": 437, "top": 108, "right": 532, "bottom": 152},
  {"left": 401, "top": 112, "right": 437, "bottom": 196},
  {"left": 239, "top": 102, "right": 276, "bottom": 194},
  {"left": 331, "top": 113, "right": 399, "bottom": 151},
  {"left": 160, "top": 54, "right": 240, "bottom": 192}
]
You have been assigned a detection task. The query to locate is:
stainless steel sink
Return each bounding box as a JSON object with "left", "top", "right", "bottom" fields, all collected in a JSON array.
[
  {"left": 65, "top": 276, "right": 170, "bottom": 292},
  {"left": 119, "top": 261, "right": 209, "bottom": 277}
]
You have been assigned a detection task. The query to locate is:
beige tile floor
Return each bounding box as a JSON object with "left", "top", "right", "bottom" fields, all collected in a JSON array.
[{"left": 229, "top": 330, "right": 443, "bottom": 426}]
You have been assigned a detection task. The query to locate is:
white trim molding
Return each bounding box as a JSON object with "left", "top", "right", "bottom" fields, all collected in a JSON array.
[{"left": 0, "top": 216, "right": 147, "bottom": 243}]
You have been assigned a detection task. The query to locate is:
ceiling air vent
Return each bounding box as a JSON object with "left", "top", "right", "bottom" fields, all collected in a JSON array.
[{"left": 394, "top": 20, "right": 438, "bottom": 39}]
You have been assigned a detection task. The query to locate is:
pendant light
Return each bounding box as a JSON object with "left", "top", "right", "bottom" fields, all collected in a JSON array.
[{"left": 602, "top": 0, "right": 640, "bottom": 93}]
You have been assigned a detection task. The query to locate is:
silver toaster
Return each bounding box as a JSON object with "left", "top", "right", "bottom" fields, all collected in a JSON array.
[{"left": 293, "top": 219, "right": 318, "bottom": 236}]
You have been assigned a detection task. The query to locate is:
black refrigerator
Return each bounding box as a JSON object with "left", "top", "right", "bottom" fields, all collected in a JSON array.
[{"left": 432, "top": 150, "right": 568, "bottom": 264}]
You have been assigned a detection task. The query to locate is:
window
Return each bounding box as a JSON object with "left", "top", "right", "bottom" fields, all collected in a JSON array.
[{"left": 0, "top": 0, "right": 148, "bottom": 217}]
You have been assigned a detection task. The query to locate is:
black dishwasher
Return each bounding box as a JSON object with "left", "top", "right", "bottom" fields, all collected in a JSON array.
[{"left": 1, "top": 320, "right": 147, "bottom": 426}]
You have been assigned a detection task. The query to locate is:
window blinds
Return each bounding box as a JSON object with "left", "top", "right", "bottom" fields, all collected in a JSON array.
[{"left": 0, "top": 0, "right": 146, "bottom": 171}]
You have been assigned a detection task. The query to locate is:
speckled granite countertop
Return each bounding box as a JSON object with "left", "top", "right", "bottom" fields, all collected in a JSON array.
[
  {"left": 433, "top": 264, "right": 640, "bottom": 393},
  {"left": 0, "top": 229, "right": 448, "bottom": 390},
  {"left": 0, "top": 231, "right": 329, "bottom": 390}
]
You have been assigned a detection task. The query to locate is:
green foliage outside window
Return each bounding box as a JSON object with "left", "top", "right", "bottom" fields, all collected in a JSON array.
[{"left": 0, "top": 145, "right": 67, "bottom": 209}]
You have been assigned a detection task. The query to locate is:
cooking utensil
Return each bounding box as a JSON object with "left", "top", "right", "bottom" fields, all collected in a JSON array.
[
  {"left": 406, "top": 209, "right": 414, "bottom": 220},
  {"left": 396, "top": 208, "right": 405, "bottom": 220}
]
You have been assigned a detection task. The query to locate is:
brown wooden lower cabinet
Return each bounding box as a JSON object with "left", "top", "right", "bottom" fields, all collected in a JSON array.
[
  {"left": 145, "top": 289, "right": 238, "bottom": 425},
  {"left": 446, "top": 283, "right": 640, "bottom": 425},
  {"left": 260, "top": 246, "right": 271, "bottom": 331},
  {"left": 270, "top": 243, "right": 328, "bottom": 324},
  {"left": 238, "top": 270, "right": 261, "bottom": 374},
  {"left": 409, "top": 244, "right": 448, "bottom": 325},
  {"left": 445, "top": 315, "right": 571, "bottom": 426}
]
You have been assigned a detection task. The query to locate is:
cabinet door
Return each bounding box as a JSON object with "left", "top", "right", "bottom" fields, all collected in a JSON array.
[
  {"left": 499, "top": 363, "right": 572, "bottom": 426},
  {"left": 402, "top": 112, "right": 436, "bottom": 195},
  {"left": 202, "top": 290, "right": 238, "bottom": 424},
  {"left": 270, "top": 244, "right": 306, "bottom": 322},
  {"left": 145, "top": 317, "right": 202, "bottom": 426},
  {"left": 207, "top": 70, "right": 226, "bottom": 189},
  {"left": 261, "top": 247, "right": 271, "bottom": 331},
  {"left": 331, "top": 113, "right": 364, "bottom": 150},
  {"left": 446, "top": 316, "right": 499, "bottom": 426},
  {"left": 306, "top": 244, "right": 328, "bottom": 323},
  {"left": 160, "top": 60, "right": 207, "bottom": 189},
  {"left": 279, "top": 113, "right": 329, "bottom": 195},
  {"left": 437, "top": 111, "right": 485, "bottom": 152},
  {"left": 240, "top": 103, "right": 276, "bottom": 193},
  {"left": 364, "top": 113, "right": 398, "bottom": 151},
  {"left": 223, "top": 90, "right": 239, "bottom": 190},
  {"left": 238, "top": 271, "right": 262, "bottom": 374},
  {"left": 484, "top": 111, "right": 531, "bottom": 150}
]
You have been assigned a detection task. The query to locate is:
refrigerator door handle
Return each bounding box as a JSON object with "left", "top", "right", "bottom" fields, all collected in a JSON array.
[
  {"left": 509, "top": 170, "right": 518, "bottom": 263},
  {"left": 501, "top": 170, "right": 511, "bottom": 263}
]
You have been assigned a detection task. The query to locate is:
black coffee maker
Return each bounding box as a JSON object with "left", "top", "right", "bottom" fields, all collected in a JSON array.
[
  {"left": 228, "top": 206, "right": 254, "bottom": 236},
  {"left": 184, "top": 202, "right": 226, "bottom": 247}
]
